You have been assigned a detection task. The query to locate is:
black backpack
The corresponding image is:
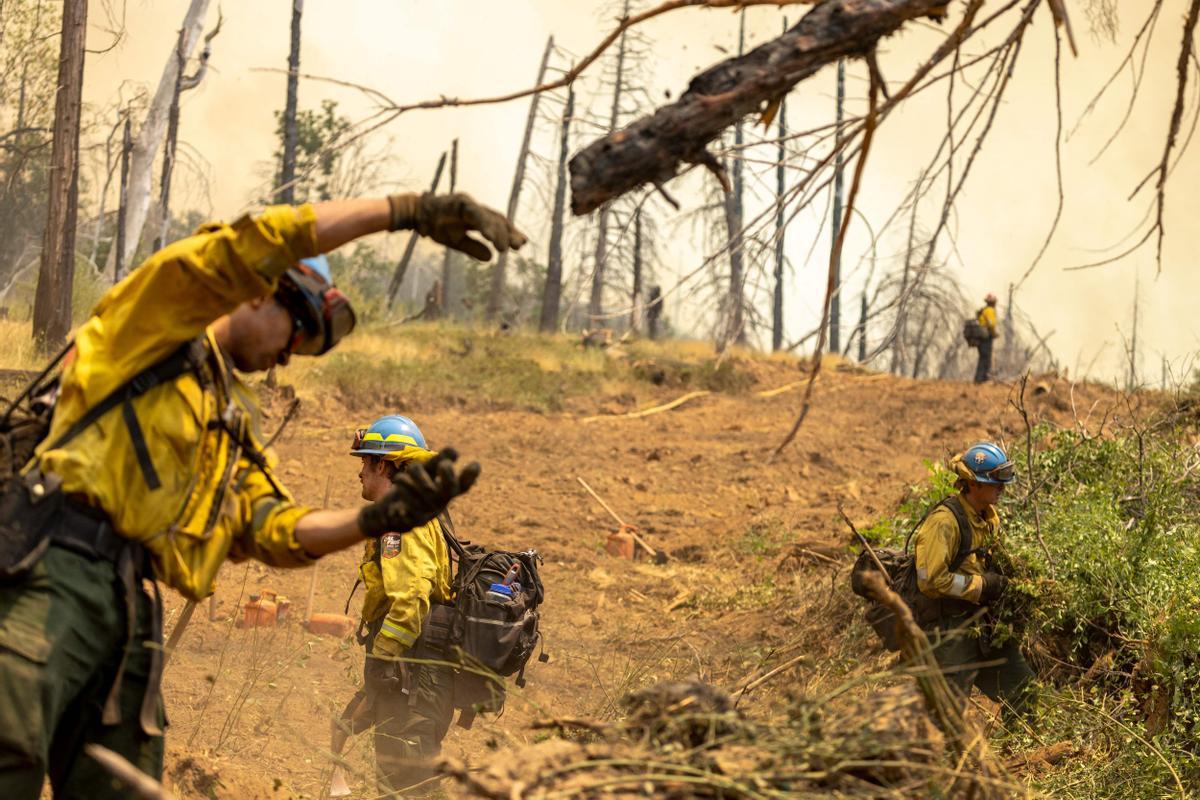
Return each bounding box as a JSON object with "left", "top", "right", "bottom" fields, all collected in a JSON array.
[
  {"left": 850, "top": 496, "right": 983, "bottom": 651},
  {"left": 962, "top": 311, "right": 987, "bottom": 348},
  {"left": 415, "top": 514, "right": 547, "bottom": 728}
]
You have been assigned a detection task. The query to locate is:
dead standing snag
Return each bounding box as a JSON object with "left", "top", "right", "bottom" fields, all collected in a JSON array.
[{"left": 568, "top": 0, "right": 954, "bottom": 215}]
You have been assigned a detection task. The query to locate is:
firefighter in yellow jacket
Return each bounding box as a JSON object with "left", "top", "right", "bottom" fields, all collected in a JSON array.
[
  {"left": 329, "top": 415, "right": 455, "bottom": 796},
  {"left": 0, "top": 194, "right": 524, "bottom": 798},
  {"left": 974, "top": 292, "right": 999, "bottom": 383},
  {"left": 913, "top": 441, "right": 1034, "bottom": 717}
]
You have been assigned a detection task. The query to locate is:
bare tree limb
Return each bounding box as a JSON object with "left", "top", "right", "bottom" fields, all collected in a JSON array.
[
  {"left": 1133, "top": 0, "right": 1200, "bottom": 271},
  {"left": 569, "top": 0, "right": 955, "bottom": 215},
  {"left": 772, "top": 64, "right": 880, "bottom": 459}
]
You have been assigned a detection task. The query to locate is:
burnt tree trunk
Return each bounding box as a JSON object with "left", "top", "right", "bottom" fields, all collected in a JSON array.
[
  {"left": 1128, "top": 271, "right": 1140, "bottom": 390},
  {"left": 487, "top": 35, "right": 554, "bottom": 322},
  {"left": 891, "top": 208, "right": 918, "bottom": 375},
  {"left": 829, "top": 59, "right": 845, "bottom": 353},
  {"left": 631, "top": 207, "right": 643, "bottom": 333},
  {"left": 387, "top": 151, "right": 447, "bottom": 309},
  {"left": 153, "top": 35, "right": 186, "bottom": 251},
  {"left": 646, "top": 284, "right": 663, "bottom": 340},
  {"left": 1002, "top": 282, "right": 1015, "bottom": 375},
  {"left": 570, "top": 0, "right": 948, "bottom": 214},
  {"left": 114, "top": 115, "right": 132, "bottom": 282},
  {"left": 539, "top": 85, "right": 574, "bottom": 333},
  {"left": 441, "top": 138, "right": 459, "bottom": 316},
  {"left": 588, "top": 0, "right": 631, "bottom": 327},
  {"left": 720, "top": 9, "right": 747, "bottom": 351},
  {"left": 772, "top": 21, "right": 788, "bottom": 353},
  {"left": 857, "top": 291, "right": 868, "bottom": 361},
  {"left": 33, "top": 0, "right": 87, "bottom": 349},
  {"left": 278, "top": 0, "right": 303, "bottom": 204}
]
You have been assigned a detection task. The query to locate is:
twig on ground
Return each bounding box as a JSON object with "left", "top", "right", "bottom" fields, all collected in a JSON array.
[
  {"left": 86, "top": 745, "right": 177, "bottom": 800},
  {"left": 577, "top": 477, "right": 664, "bottom": 561},
  {"left": 581, "top": 390, "right": 710, "bottom": 423},
  {"left": 731, "top": 653, "right": 810, "bottom": 700}
]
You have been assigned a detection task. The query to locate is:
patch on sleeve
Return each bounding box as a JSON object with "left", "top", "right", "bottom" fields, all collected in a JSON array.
[{"left": 380, "top": 533, "right": 403, "bottom": 559}]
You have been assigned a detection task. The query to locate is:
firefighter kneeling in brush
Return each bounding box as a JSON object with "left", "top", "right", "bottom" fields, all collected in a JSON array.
[
  {"left": 913, "top": 442, "right": 1034, "bottom": 717},
  {"left": 331, "top": 415, "right": 455, "bottom": 797}
]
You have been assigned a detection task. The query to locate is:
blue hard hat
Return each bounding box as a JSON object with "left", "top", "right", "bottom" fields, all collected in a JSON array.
[
  {"left": 350, "top": 415, "right": 428, "bottom": 459},
  {"left": 299, "top": 255, "right": 332, "bottom": 283},
  {"left": 956, "top": 442, "right": 1016, "bottom": 485}
]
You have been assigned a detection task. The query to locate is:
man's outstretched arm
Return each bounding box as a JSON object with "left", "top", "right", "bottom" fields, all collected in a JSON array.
[{"left": 312, "top": 194, "right": 527, "bottom": 260}]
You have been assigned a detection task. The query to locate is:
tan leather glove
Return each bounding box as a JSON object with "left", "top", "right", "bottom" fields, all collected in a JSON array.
[
  {"left": 372, "top": 632, "right": 405, "bottom": 659},
  {"left": 387, "top": 192, "right": 528, "bottom": 261}
]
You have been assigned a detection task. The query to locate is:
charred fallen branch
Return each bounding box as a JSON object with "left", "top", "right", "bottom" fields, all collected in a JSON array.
[{"left": 569, "top": 0, "right": 950, "bottom": 214}]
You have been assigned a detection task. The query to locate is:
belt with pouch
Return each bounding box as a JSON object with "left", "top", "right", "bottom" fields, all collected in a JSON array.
[{"left": 50, "top": 493, "right": 166, "bottom": 737}]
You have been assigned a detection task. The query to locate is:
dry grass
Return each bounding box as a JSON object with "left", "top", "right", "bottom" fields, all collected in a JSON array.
[{"left": 0, "top": 319, "right": 52, "bottom": 373}]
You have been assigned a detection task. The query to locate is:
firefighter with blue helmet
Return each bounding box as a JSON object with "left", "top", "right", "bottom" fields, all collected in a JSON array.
[
  {"left": 913, "top": 441, "right": 1034, "bottom": 717},
  {"left": 331, "top": 414, "right": 456, "bottom": 797}
]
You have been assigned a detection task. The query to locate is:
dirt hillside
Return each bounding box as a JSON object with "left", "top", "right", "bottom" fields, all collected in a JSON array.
[{"left": 160, "top": 358, "right": 1116, "bottom": 798}]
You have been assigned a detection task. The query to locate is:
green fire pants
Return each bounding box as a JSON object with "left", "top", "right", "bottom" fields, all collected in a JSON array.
[
  {"left": 926, "top": 613, "right": 1035, "bottom": 718},
  {"left": 340, "top": 645, "right": 455, "bottom": 796},
  {"left": 0, "top": 545, "right": 162, "bottom": 799}
]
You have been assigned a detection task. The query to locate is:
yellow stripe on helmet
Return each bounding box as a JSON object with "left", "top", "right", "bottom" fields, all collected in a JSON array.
[
  {"left": 383, "top": 446, "right": 437, "bottom": 465},
  {"left": 362, "top": 432, "right": 422, "bottom": 447}
]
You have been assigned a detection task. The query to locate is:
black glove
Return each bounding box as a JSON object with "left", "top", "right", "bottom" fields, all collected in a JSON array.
[
  {"left": 979, "top": 572, "right": 1008, "bottom": 605},
  {"left": 364, "top": 653, "right": 404, "bottom": 692},
  {"left": 357, "top": 448, "right": 481, "bottom": 538}
]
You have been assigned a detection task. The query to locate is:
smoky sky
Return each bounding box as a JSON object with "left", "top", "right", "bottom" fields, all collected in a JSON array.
[{"left": 82, "top": 1, "right": 1200, "bottom": 384}]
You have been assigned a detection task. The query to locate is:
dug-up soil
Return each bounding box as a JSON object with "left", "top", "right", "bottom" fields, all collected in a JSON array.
[{"left": 159, "top": 358, "right": 1118, "bottom": 798}]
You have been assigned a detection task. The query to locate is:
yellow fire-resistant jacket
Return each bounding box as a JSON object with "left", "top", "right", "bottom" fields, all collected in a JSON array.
[
  {"left": 978, "top": 305, "right": 998, "bottom": 338},
  {"left": 913, "top": 499, "right": 999, "bottom": 605},
  {"left": 31, "top": 205, "right": 322, "bottom": 601},
  {"left": 358, "top": 517, "right": 453, "bottom": 654}
]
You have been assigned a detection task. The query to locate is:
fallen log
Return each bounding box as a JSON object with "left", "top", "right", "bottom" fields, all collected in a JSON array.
[{"left": 569, "top": 0, "right": 950, "bottom": 214}]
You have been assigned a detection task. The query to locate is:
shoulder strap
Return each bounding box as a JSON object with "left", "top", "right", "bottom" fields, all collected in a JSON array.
[
  {"left": 438, "top": 510, "right": 468, "bottom": 559},
  {"left": 44, "top": 337, "right": 205, "bottom": 454},
  {"left": 942, "top": 495, "right": 978, "bottom": 572},
  {"left": 904, "top": 497, "right": 949, "bottom": 553},
  {"left": 903, "top": 495, "right": 982, "bottom": 579}
]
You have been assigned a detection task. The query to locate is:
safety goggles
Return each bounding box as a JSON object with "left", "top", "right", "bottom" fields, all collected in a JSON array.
[
  {"left": 275, "top": 263, "right": 356, "bottom": 358},
  {"left": 982, "top": 461, "right": 1016, "bottom": 483}
]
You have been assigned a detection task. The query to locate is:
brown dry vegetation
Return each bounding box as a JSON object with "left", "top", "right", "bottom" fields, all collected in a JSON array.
[{"left": 136, "top": 322, "right": 1124, "bottom": 798}]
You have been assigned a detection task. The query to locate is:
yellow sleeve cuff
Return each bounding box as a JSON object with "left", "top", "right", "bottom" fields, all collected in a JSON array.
[{"left": 375, "top": 627, "right": 412, "bottom": 655}]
